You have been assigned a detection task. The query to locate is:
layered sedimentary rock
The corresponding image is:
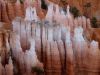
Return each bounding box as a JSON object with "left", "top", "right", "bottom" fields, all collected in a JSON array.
[
  {"left": 11, "top": 2, "right": 100, "bottom": 75},
  {"left": 9, "top": 32, "right": 43, "bottom": 75},
  {"left": 6, "top": 1, "right": 15, "bottom": 21},
  {"left": 0, "top": 0, "right": 24, "bottom": 23},
  {"left": 15, "top": 0, "right": 24, "bottom": 17},
  {"left": 0, "top": 0, "right": 100, "bottom": 24},
  {"left": 0, "top": 30, "right": 13, "bottom": 75},
  {"left": 0, "top": 2, "right": 1, "bottom": 21},
  {"left": 50, "top": 0, "right": 100, "bottom": 20},
  {"left": 1, "top": 0, "right": 10, "bottom": 23},
  {"left": 0, "top": 0, "right": 100, "bottom": 75},
  {"left": 50, "top": 41, "right": 61, "bottom": 75}
]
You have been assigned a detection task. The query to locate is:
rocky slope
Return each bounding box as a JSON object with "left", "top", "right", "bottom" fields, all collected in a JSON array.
[{"left": 50, "top": 0, "right": 100, "bottom": 20}]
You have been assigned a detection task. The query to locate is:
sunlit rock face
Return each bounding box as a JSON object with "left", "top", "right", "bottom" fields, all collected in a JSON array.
[
  {"left": 25, "top": 6, "right": 38, "bottom": 21},
  {"left": 9, "top": 32, "right": 43, "bottom": 75},
  {"left": 15, "top": 0, "right": 25, "bottom": 17},
  {"left": 7, "top": 1, "right": 15, "bottom": 21},
  {"left": 0, "top": 0, "right": 100, "bottom": 75},
  {"left": 0, "top": 0, "right": 10, "bottom": 23},
  {"left": 0, "top": 0, "right": 25, "bottom": 23},
  {"left": 10, "top": 1, "right": 100, "bottom": 75},
  {"left": 49, "top": 0, "right": 100, "bottom": 20},
  {"left": 45, "top": 2, "right": 54, "bottom": 24},
  {"left": 0, "top": 0, "right": 100, "bottom": 24},
  {"left": 0, "top": 30, "right": 13, "bottom": 75}
]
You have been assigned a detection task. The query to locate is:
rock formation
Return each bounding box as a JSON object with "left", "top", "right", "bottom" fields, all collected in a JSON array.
[{"left": 0, "top": 0, "right": 99, "bottom": 75}]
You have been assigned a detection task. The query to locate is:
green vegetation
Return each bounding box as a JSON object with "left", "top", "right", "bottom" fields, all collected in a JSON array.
[
  {"left": 70, "top": 6, "right": 80, "bottom": 18},
  {"left": 91, "top": 17, "right": 98, "bottom": 28},
  {"left": 41, "top": 0, "right": 48, "bottom": 10},
  {"left": 19, "top": 0, "right": 24, "bottom": 4},
  {"left": 31, "top": 66, "right": 44, "bottom": 74}
]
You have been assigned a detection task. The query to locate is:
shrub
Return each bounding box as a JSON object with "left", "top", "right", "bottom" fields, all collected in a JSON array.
[
  {"left": 31, "top": 66, "right": 44, "bottom": 74},
  {"left": 41, "top": 0, "right": 48, "bottom": 10},
  {"left": 19, "top": 0, "right": 24, "bottom": 4},
  {"left": 91, "top": 17, "right": 98, "bottom": 28},
  {"left": 70, "top": 6, "right": 80, "bottom": 18}
]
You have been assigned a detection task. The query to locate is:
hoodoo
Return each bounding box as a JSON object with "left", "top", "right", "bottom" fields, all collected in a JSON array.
[{"left": 0, "top": 0, "right": 100, "bottom": 75}]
